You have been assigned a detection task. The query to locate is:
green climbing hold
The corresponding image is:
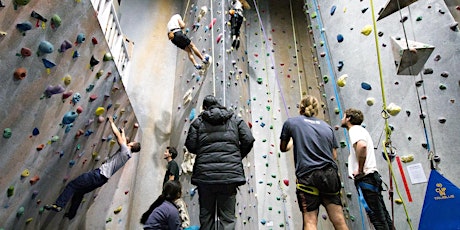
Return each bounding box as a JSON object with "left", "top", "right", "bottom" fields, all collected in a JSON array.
[
  {"left": 271, "top": 174, "right": 276, "bottom": 178},
  {"left": 103, "top": 53, "right": 113, "bottom": 61},
  {"left": 334, "top": 108, "right": 340, "bottom": 114},
  {"left": 268, "top": 207, "right": 273, "bottom": 210},
  {"left": 311, "top": 12, "right": 317, "bottom": 19},
  {"left": 51, "top": 135, "right": 59, "bottom": 142},
  {"left": 14, "top": 0, "right": 30, "bottom": 6},
  {"left": 106, "top": 217, "right": 112, "bottom": 223},
  {"left": 7, "top": 186, "right": 14, "bottom": 197},
  {"left": 350, "top": 215, "right": 355, "bottom": 221},
  {"left": 76, "top": 144, "right": 81, "bottom": 150},
  {"left": 439, "top": 83, "right": 447, "bottom": 90},
  {"left": 340, "top": 141, "right": 347, "bottom": 148},
  {"left": 323, "top": 75, "right": 329, "bottom": 83},
  {"left": 262, "top": 139, "right": 267, "bottom": 142},
  {"left": 416, "top": 16, "right": 422, "bottom": 21},
  {"left": 17, "top": 207, "right": 25, "bottom": 217},
  {"left": 257, "top": 78, "right": 263, "bottom": 84},
  {"left": 51, "top": 14, "right": 62, "bottom": 28},
  {"left": 3, "top": 128, "right": 12, "bottom": 138},
  {"left": 266, "top": 105, "right": 271, "bottom": 111}
]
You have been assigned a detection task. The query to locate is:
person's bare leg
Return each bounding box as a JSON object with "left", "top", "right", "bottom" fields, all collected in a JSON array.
[
  {"left": 184, "top": 46, "right": 198, "bottom": 66},
  {"left": 303, "top": 210, "right": 319, "bottom": 230},
  {"left": 189, "top": 43, "right": 204, "bottom": 61},
  {"left": 325, "top": 203, "right": 349, "bottom": 230}
]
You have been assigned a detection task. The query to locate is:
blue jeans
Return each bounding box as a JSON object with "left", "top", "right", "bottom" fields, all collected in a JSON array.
[
  {"left": 355, "top": 172, "right": 394, "bottom": 230},
  {"left": 56, "top": 169, "right": 108, "bottom": 218},
  {"left": 197, "top": 184, "right": 237, "bottom": 230}
]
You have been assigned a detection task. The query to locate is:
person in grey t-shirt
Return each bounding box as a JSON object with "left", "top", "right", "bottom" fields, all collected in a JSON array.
[
  {"left": 45, "top": 116, "right": 141, "bottom": 219},
  {"left": 280, "top": 95, "right": 348, "bottom": 230}
]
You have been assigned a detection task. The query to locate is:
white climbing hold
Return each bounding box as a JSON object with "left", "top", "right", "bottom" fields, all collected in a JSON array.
[{"left": 387, "top": 103, "right": 402, "bottom": 116}]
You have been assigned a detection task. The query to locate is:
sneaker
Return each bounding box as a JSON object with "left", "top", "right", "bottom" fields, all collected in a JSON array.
[
  {"left": 195, "top": 64, "right": 203, "bottom": 70},
  {"left": 203, "top": 55, "right": 211, "bottom": 64},
  {"left": 44, "top": 204, "right": 62, "bottom": 212}
]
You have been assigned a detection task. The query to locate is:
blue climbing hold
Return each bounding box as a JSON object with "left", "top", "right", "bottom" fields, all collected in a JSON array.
[
  {"left": 39, "top": 41, "right": 54, "bottom": 54},
  {"left": 42, "top": 59, "right": 56, "bottom": 68},
  {"left": 337, "top": 34, "right": 344, "bottom": 43},
  {"left": 361, "top": 82, "right": 372, "bottom": 90},
  {"left": 16, "top": 21, "right": 32, "bottom": 32},
  {"left": 32, "top": 128, "right": 40, "bottom": 136},
  {"left": 330, "top": 5, "right": 337, "bottom": 16},
  {"left": 62, "top": 111, "right": 78, "bottom": 125},
  {"left": 189, "top": 108, "right": 196, "bottom": 121}
]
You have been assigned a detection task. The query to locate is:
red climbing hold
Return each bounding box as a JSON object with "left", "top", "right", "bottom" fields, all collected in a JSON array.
[
  {"left": 283, "top": 179, "right": 289, "bottom": 186},
  {"left": 29, "top": 175, "right": 40, "bottom": 185},
  {"left": 91, "top": 37, "right": 98, "bottom": 45}
]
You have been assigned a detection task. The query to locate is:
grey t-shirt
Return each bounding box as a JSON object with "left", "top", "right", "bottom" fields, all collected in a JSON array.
[
  {"left": 99, "top": 144, "right": 131, "bottom": 178},
  {"left": 280, "top": 116, "right": 338, "bottom": 177}
]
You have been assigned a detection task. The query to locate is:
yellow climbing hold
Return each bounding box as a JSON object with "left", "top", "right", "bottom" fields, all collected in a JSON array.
[
  {"left": 361, "top": 25, "right": 373, "bottom": 36},
  {"left": 114, "top": 206, "right": 122, "bottom": 214},
  {"left": 366, "top": 97, "right": 375, "bottom": 106},
  {"left": 337, "top": 74, "right": 348, "bottom": 87},
  {"left": 387, "top": 103, "right": 401, "bottom": 116},
  {"left": 395, "top": 199, "right": 403, "bottom": 204},
  {"left": 95, "top": 107, "right": 105, "bottom": 116},
  {"left": 21, "top": 169, "right": 30, "bottom": 177},
  {"left": 401, "top": 154, "right": 414, "bottom": 163},
  {"left": 110, "top": 139, "right": 117, "bottom": 146},
  {"left": 26, "top": 218, "right": 33, "bottom": 224},
  {"left": 63, "top": 75, "right": 72, "bottom": 86}
]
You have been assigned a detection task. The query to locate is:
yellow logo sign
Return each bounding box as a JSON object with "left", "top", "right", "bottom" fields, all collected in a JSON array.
[{"left": 434, "top": 183, "right": 455, "bottom": 200}]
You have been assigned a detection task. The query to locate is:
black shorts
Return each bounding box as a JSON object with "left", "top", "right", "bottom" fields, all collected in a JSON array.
[
  {"left": 296, "top": 165, "right": 342, "bottom": 212},
  {"left": 171, "top": 31, "right": 191, "bottom": 50}
]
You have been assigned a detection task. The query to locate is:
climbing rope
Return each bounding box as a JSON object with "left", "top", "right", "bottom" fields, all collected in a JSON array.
[
  {"left": 368, "top": 0, "right": 414, "bottom": 228},
  {"left": 183, "top": 0, "right": 191, "bottom": 22},
  {"left": 288, "top": 0, "right": 305, "bottom": 98},
  {"left": 209, "top": 0, "right": 217, "bottom": 97}
]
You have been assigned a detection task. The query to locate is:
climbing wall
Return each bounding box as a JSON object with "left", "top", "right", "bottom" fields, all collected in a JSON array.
[
  {"left": 304, "top": 0, "right": 460, "bottom": 229},
  {"left": 165, "top": 0, "right": 258, "bottom": 228},
  {"left": 0, "top": 1, "right": 139, "bottom": 229}
]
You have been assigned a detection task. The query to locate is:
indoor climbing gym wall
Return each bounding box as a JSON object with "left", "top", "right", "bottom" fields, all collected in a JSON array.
[
  {"left": 166, "top": 0, "right": 258, "bottom": 229},
  {"left": 303, "top": 0, "right": 460, "bottom": 229},
  {"left": 0, "top": 0, "right": 139, "bottom": 229}
]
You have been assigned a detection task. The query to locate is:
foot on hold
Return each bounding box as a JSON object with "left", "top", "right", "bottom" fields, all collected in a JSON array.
[
  {"left": 232, "top": 38, "right": 237, "bottom": 48},
  {"left": 44, "top": 204, "right": 62, "bottom": 212},
  {"left": 195, "top": 64, "right": 203, "bottom": 70},
  {"left": 235, "top": 39, "right": 240, "bottom": 50},
  {"left": 203, "top": 55, "right": 211, "bottom": 65}
]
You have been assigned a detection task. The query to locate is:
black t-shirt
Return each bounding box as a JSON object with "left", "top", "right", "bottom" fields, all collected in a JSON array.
[{"left": 163, "top": 160, "right": 179, "bottom": 185}]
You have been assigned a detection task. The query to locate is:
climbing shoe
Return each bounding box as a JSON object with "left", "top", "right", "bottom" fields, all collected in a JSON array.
[
  {"left": 44, "top": 204, "right": 62, "bottom": 212},
  {"left": 203, "top": 55, "right": 211, "bottom": 65},
  {"left": 235, "top": 39, "right": 240, "bottom": 50},
  {"left": 195, "top": 64, "right": 203, "bottom": 70}
]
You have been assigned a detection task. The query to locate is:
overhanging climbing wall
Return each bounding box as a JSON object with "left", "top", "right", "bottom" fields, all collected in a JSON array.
[
  {"left": 304, "top": 0, "right": 460, "bottom": 228},
  {"left": 0, "top": 1, "right": 139, "bottom": 229}
]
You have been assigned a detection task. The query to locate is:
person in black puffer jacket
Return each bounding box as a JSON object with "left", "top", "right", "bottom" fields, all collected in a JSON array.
[{"left": 185, "top": 95, "right": 255, "bottom": 230}]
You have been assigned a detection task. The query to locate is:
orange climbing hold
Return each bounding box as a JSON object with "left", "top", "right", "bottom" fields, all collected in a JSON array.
[
  {"left": 29, "top": 175, "right": 40, "bottom": 185},
  {"left": 36, "top": 144, "right": 45, "bottom": 151}
]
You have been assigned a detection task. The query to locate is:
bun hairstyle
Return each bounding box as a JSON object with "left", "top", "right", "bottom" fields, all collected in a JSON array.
[
  {"left": 299, "top": 95, "right": 319, "bottom": 117},
  {"left": 203, "top": 95, "right": 220, "bottom": 110}
]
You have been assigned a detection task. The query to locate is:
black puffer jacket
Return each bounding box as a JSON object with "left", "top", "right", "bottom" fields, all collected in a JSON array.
[{"left": 185, "top": 106, "right": 255, "bottom": 186}]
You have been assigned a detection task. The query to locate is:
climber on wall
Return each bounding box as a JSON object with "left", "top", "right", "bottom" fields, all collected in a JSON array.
[
  {"left": 44, "top": 116, "right": 141, "bottom": 219},
  {"left": 229, "top": 0, "right": 250, "bottom": 50},
  {"left": 280, "top": 95, "right": 349, "bottom": 230},
  {"left": 167, "top": 14, "right": 211, "bottom": 70}
]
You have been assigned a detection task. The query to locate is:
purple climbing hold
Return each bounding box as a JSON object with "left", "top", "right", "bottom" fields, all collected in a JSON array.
[
  {"left": 59, "top": 40, "right": 72, "bottom": 52},
  {"left": 361, "top": 82, "right": 372, "bottom": 90},
  {"left": 45, "top": 85, "right": 65, "bottom": 97},
  {"left": 337, "top": 34, "right": 344, "bottom": 43},
  {"left": 330, "top": 5, "right": 336, "bottom": 15}
]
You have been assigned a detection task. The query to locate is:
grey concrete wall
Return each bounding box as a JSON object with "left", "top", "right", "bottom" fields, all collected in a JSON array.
[
  {"left": 305, "top": 0, "right": 460, "bottom": 229},
  {"left": 0, "top": 1, "right": 139, "bottom": 229}
]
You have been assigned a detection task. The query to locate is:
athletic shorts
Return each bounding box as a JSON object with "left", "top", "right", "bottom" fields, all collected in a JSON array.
[
  {"left": 171, "top": 31, "right": 191, "bottom": 50},
  {"left": 296, "top": 165, "right": 342, "bottom": 212}
]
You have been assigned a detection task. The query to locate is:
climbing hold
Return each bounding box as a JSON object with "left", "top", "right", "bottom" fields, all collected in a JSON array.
[
  {"left": 114, "top": 206, "right": 122, "bottom": 214},
  {"left": 103, "top": 53, "right": 113, "bottom": 61},
  {"left": 44, "top": 85, "right": 65, "bottom": 97},
  {"left": 340, "top": 141, "right": 347, "bottom": 148},
  {"left": 50, "top": 14, "right": 62, "bottom": 29},
  {"left": 334, "top": 108, "right": 340, "bottom": 114},
  {"left": 440, "top": 71, "right": 449, "bottom": 77},
  {"left": 91, "top": 37, "right": 98, "bottom": 45},
  {"left": 63, "top": 75, "right": 72, "bottom": 85},
  {"left": 20, "top": 47, "right": 32, "bottom": 57},
  {"left": 337, "top": 61, "right": 344, "bottom": 71},
  {"left": 366, "top": 97, "right": 375, "bottom": 106},
  {"left": 337, "top": 34, "right": 344, "bottom": 43},
  {"left": 450, "top": 21, "right": 459, "bottom": 31},
  {"left": 257, "top": 77, "right": 263, "bottom": 84},
  {"left": 90, "top": 55, "right": 100, "bottom": 68},
  {"left": 96, "top": 70, "right": 104, "bottom": 79},
  {"left": 209, "top": 18, "right": 217, "bottom": 29},
  {"left": 283, "top": 179, "right": 289, "bottom": 186},
  {"left": 13, "top": 67, "right": 27, "bottom": 80},
  {"left": 330, "top": 5, "right": 337, "bottom": 15},
  {"left": 72, "top": 50, "right": 80, "bottom": 58},
  {"left": 17, "top": 207, "right": 25, "bottom": 217},
  {"left": 29, "top": 175, "right": 40, "bottom": 185},
  {"left": 76, "top": 106, "right": 84, "bottom": 114},
  {"left": 400, "top": 154, "right": 414, "bottom": 163},
  {"left": 361, "top": 82, "right": 372, "bottom": 90},
  {"left": 86, "top": 84, "right": 95, "bottom": 92},
  {"left": 216, "top": 33, "right": 223, "bottom": 43},
  {"left": 59, "top": 40, "right": 72, "bottom": 52},
  {"left": 51, "top": 135, "right": 59, "bottom": 142},
  {"left": 346, "top": 192, "right": 352, "bottom": 198},
  {"left": 361, "top": 25, "right": 373, "bottom": 36},
  {"left": 21, "top": 169, "right": 30, "bottom": 177},
  {"left": 3, "top": 128, "right": 12, "bottom": 138},
  {"left": 95, "top": 107, "right": 105, "bottom": 116},
  {"left": 98, "top": 116, "right": 105, "bottom": 123},
  {"left": 62, "top": 90, "right": 73, "bottom": 100},
  {"left": 337, "top": 74, "right": 348, "bottom": 87},
  {"left": 36, "top": 144, "right": 45, "bottom": 151},
  {"left": 32, "top": 190, "right": 39, "bottom": 199},
  {"left": 386, "top": 103, "right": 402, "bottom": 116},
  {"left": 438, "top": 117, "right": 446, "bottom": 123},
  {"left": 38, "top": 41, "right": 54, "bottom": 54},
  {"left": 89, "top": 94, "right": 98, "bottom": 101},
  {"left": 322, "top": 214, "right": 327, "bottom": 220},
  {"left": 190, "top": 187, "right": 197, "bottom": 197},
  {"left": 423, "top": 68, "right": 433, "bottom": 75},
  {"left": 14, "top": 0, "right": 30, "bottom": 6},
  {"left": 16, "top": 21, "right": 32, "bottom": 34},
  {"left": 395, "top": 199, "right": 403, "bottom": 204},
  {"left": 62, "top": 111, "right": 78, "bottom": 125},
  {"left": 42, "top": 58, "right": 56, "bottom": 69},
  {"left": 439, "top": 83, "right": 447, "bottom": 90},
  {"left": 189, "top": 108, "right": 196, "bottom": 121},
  {"left": 323, "top": 75, "right": 329, "bottom": 83},
  {"left": 362, "top": 7, "right": 369, "bottom": 13},
  {"left": 76, "top": 33, "right": 86, "bottom": 44},
  {"left": 7, "top": 186, "right": 14, "bottom": 197},
  {"left": 260, "top": 219, "right": 267, "bottom": 225}
]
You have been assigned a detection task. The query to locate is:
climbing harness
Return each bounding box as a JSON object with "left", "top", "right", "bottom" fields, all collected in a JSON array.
[{"left": 296, "top": 183, "right": 340, "bottom": 196}]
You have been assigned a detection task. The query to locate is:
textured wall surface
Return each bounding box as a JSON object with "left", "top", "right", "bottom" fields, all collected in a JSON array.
[{"left": 0, "top": 1, "right": 139, "bottom": 229}]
